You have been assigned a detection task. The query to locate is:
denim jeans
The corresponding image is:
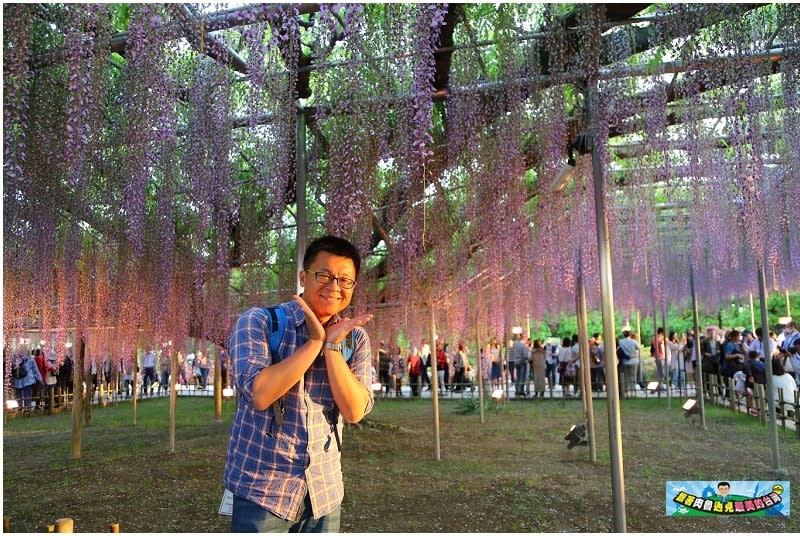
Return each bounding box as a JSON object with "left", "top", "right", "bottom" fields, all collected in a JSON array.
[
  {"left": 514, "top": 361, "right": 529, "bottom": 395},
  {"left": 231, "top": 494, "right": 340, "bottom": 533}
]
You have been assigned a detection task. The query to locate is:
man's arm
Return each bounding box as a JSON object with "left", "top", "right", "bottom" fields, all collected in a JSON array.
[{"left": 230, "top": 304, "right": 324, "bottom": 412}]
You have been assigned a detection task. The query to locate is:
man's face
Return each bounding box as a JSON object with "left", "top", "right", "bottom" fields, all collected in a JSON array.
[
  {"left": 299, "top": 251, "right": 356, "bottom": 323},
  {"left": 717, "top": 484, "right": 730, "bottom": 497}
]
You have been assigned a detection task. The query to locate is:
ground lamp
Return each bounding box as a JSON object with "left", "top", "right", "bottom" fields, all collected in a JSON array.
[
  {"left": 564, "top": 423, "right": 589, "bottom": 449},
  {"left": 682, "top": 399, "right": 699, "bottom": 419},
  {"left": 646, "top": 381, "right": 661, "bottom": 394},
  {"left": 222, "top": 387, "right": 234, "bottom": 398}
]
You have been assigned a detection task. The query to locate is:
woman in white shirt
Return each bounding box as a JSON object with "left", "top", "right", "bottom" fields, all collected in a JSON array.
[{"left": 771, "top": 356, "right": 799, "bottom": 416}]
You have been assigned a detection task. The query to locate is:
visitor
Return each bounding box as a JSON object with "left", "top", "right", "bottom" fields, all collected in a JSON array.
[
  {"left": 557, "top": 336, "right": 574, "bottom": 397},
  {"left": 376, "top": 341, "right": 390, "bottom": 397},
  {"left": 509, "top": 333, "right": 530, "bottom": 397},
  {"left": 390, "top": 345, "right": 405, "bottom": 397},
  {"left": 530, "top": 339, "right": 547, "bottom": 398},
  {"left": 490, "top": 338, "right": 502, "bottom": 389},
  {"left": 589, "top": 333, "right": 605, "bottom": 392},
  {"left": 436, "top": 341, "right": 448, "bottom": 394},
  {"left": 13, "top": 351, "right": 42, "bottom": 408},
  {"left": 159, "top": 354, "right": 170, "bottom": 396},
  {"left": 406, "top": 347, "right": 422, "bottom": 397},
  {"left": 419, "top": 339, "right": 432, "bottom": 391},
  {"left": 223, "top": 235, "right": 374, "bottom": 532},
  {"left": 142, "top": 348, "right": 157, "bottom": 396},
  {"left": 545, "top": 338, "right": 560, "bottom": 389},
  {"left": 617, "top": 331, "right": 641, "bottom": 398},
  {"left": 770, "top": 355, "right": 799, "bottom": 417}
]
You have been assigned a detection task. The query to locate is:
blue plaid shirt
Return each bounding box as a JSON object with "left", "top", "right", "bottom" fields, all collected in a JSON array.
[{"left": 223, "top": 299, "right": 374, "bottom": 522}]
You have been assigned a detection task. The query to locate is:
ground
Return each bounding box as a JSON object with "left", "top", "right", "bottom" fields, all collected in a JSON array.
[{"left": 2, "top": 396, "right": 798, "bottom": 532}]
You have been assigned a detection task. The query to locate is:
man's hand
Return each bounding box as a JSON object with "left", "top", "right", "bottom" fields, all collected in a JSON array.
[
  {"left": 293, "top": 295, "right": 327, "bottom": 342},
  {"left": 325, "top": 313, "right": 374, "bottom": 344}
]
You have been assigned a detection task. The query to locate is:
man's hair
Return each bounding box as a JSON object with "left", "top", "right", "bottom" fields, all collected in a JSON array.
[
  {"left": 303, "top": 235, "right": 361, "bottom": 277},
  {"left": 717, "top": 481, "right": 730, "bottom": 489}
]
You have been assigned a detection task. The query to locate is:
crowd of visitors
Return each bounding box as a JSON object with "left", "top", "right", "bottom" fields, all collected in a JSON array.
[
  {"left": 4, "top": 344, "right": 232, "bottom": 413},
  {"left": 368, "top": 320, "right": 799, "bottom": 420}
]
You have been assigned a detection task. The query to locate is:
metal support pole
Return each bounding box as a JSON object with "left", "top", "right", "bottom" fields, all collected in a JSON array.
[
  {"left": 589, "top": 83, "right": 626, "bottom": 532},
  {"left": 577, "top": 266, "right": 597, "bottom": 462},
  {"left": 169, "top": 347, "right": 177, "bottom": 453},
  {"left": 689, "top": 260, "right": 707, "bottom": 429},
  {"left": 295, "top": 111, "right": 308, "bottom": 294},
  {"left": 475, "top": 307, "right": 485, "bottom": 424},
  {"left": 429, "top": 304, "right": 441, "bottom": 461},
  {"left": 758, "top": 262, "right": 785, "bottom": 475}
]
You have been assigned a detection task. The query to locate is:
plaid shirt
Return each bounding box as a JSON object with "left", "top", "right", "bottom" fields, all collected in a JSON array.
[{"left": 222, "top": 299, "right": 374, "bottom": 522}]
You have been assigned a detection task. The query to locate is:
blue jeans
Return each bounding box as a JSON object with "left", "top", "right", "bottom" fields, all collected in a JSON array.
[
  {"left": 231, "top": 494, "right": 341, "bottom": 533},
  {"left": 514, "top": 362, "right": 529, "bottom": 395},
  {"left": 17, "top": 385, "right": 33, "bottom": 407},
  {"left": 655, "top": 359, "right": 665, "bottom": 382}
]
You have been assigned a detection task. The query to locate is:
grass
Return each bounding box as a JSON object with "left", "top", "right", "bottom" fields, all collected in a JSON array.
[{"left": 3, "top": 396, "right": 799, "bottom": 532}]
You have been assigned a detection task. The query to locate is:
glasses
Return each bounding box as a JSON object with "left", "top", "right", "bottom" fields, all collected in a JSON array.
[{"left": 305, "top": 269, "right": 356, "bottom": 290}]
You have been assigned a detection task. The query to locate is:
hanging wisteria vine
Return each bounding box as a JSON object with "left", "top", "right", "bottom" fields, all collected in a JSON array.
[{"left": 3, "top": 3, "right": 800, "bottom": 370}]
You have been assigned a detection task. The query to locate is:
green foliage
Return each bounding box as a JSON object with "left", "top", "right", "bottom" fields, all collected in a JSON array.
[{"left": 455, "top": 396, "right": 506, "bottom": 415}]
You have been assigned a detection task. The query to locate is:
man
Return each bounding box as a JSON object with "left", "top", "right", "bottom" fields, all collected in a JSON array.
[
  {"left": 223, "top": 235, "right": 374, "bottom": 532},
  {"left": 617, "top": 331, "right": 641, "bottom": 397},
  {"left": 509, "top": 333, "right": 530, "bottom": 397},
  {"left": 651, "top": 327, "right": 666, "bottom": 384},
  {"left": 781, "top": 321, "right": 799, "bottom": 354},
  {"left": 376, "top": 341, "right": 390, "bottom": 396},
  {"left": 142, "top": 348, "right": 157, "bottom": 396}
]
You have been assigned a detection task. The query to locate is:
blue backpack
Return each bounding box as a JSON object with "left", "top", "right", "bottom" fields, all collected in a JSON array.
[{"left": 264, "top": 305, "right": 356, "bottom": 363}]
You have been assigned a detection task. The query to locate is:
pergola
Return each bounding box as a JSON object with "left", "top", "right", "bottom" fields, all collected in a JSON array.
[{"left": 4, "top": 2, "right": 799, "bottom": 529}]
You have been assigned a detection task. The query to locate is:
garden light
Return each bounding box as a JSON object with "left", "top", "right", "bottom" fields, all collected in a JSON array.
[
  {"left": 682, "top": 399, "right": 698, "bottom": 418},
  {"left": 564, "top": 423, "right": 589, "bottom": 449}
]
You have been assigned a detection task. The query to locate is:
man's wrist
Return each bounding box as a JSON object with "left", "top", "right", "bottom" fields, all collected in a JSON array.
[{"left": 324, "top": 341, "right": 343, "bottom": 352}]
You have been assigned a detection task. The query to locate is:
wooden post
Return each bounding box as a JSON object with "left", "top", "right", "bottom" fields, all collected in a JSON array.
[
  {"left": 4, "top": 516, "right": 11, "bottom": 532},
  {"left": 214, "top": 347, "right": 222, "bottom": 422},
  {"left": 109, "top": 523, "right": 120, "bottom": 533},
  {"left": 70, "top": 337, "right": 85, "bottom": 459},
  {"left": 55, "top": 518, "right": 73, "bottom": 533}
]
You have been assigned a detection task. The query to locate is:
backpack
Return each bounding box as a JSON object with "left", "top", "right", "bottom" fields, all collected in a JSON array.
[
  {"left": 745, "top": 360, "right": 766, "bottom": 385},
  {"left": 264, "top": 305, "right": 355, "bottom": 363},
  {"left": 565, "top": 360, "right": 576, "bottom": 378},
  {"left": 12, "top": 359, "right": 26, "bottom": 380}
]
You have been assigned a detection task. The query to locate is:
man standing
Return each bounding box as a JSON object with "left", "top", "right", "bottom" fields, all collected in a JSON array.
[
  {"left": 617, "top": 331, "right": 641, "bottom": 397},
  {"left": 142, "top": 348, "right": 157, "bottom": 396},
  {"left": 376, "top": 341, "right": 390, "bottom": 396},
  {"left": 651, "top": 327, "right": 666, "bottom": 385},
  {"left": 223, "top": 235, "right": 374, "bottom": 532},
  {"left": 509, "top": 333, "right": 530, "bottom": 398}
]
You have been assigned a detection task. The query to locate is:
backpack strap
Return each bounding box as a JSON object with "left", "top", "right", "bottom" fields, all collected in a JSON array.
[
  {"left": 265, "top": 306, "right": 287, "bottom": 426},
  {"left": 264, "top": 305, "right": 357, "bottom": 426}
]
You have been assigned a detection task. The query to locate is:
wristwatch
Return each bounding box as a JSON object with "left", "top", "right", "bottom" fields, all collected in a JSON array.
[{"left": 324, "top": 341, "right": 343, "bottom": 352}]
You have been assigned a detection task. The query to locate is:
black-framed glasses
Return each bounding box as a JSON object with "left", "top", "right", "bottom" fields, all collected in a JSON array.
[{"left": 305, "top": 269, "right": 356, "bottom": 289}]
